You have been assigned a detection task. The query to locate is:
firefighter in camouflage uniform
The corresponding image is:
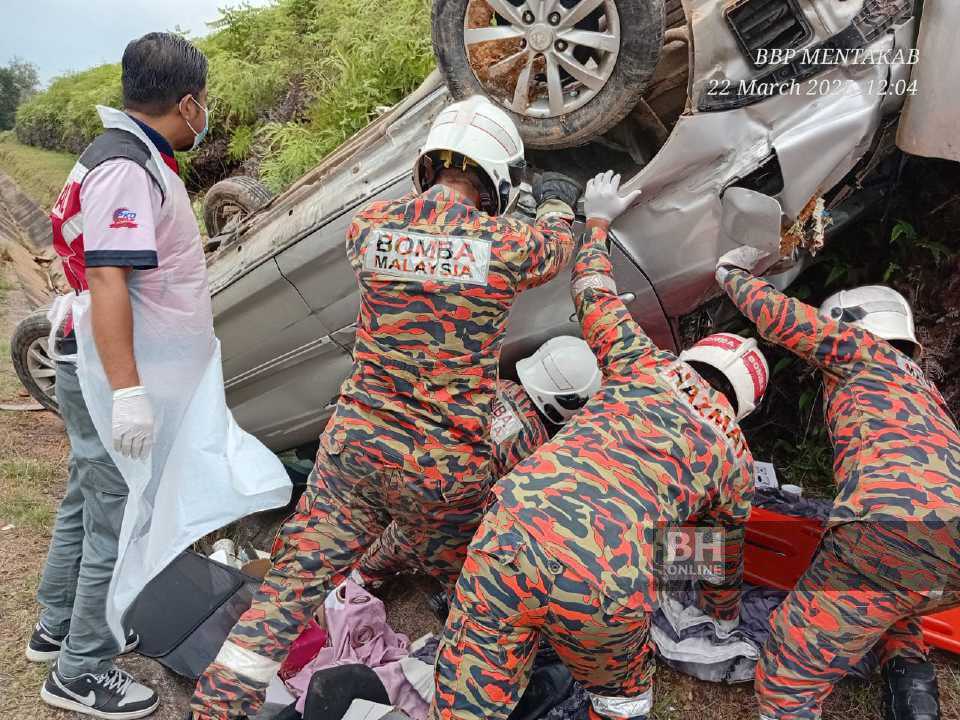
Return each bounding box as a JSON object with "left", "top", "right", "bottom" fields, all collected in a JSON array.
[
  {"left": 716, "top": 246, "right": 960, "bottom": 720},
  {"left": 429, "top": 172, "right": 771, "bottom": 720},
  {"left": 190, "top": 96, "right": 582, "bottom": 719},
  {"left": 354, "top": 361, "right": 605, "bottom": 587}
]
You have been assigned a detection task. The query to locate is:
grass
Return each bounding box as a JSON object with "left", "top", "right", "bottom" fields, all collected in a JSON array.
[
  {"left": 0, "top": 459, "right": 59, "bottom": 532},
  {"left": 0, "top": 137, "right": 74, "bottom": 210}
]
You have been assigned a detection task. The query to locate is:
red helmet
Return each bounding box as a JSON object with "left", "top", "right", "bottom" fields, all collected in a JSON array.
[{"left": 680, "top": 333, "right": 769, "bottom": 419}]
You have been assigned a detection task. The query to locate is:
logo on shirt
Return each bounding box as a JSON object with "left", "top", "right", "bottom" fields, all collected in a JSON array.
[
  {"left": 109, "top": 208, "right": 138, "bottom": 229},
  {"left": 490, "top": 398, "right": 523, "bottom": 443},
  {"left": 664, "top": 361, "right": 749, "bottom": 459},
  {"left": 363, "top": 230, "right": 491, "bottom": 285}
]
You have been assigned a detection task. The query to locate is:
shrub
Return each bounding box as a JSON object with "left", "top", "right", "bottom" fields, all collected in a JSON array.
[{"left": 14, "top": 0, "right": 433, "bottom": 192}]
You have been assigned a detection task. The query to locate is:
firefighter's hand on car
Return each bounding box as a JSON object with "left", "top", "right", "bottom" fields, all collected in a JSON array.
[
  {"left": 533, "top": 171, "right": 583, "bottom": 215},
  {"left": 715, "top": 246, "right": 772, "bottom": 283},
  {"left": 112, "top": 386, "right": 155, "bottom": 460},
  {"left": 584, "top": 170, "right": 642, "bottom": 224}
]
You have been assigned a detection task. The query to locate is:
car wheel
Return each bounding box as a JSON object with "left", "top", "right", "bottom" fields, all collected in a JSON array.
[
  {"left": 202, "top": 176, "right": 274, "bottom": 238},
  {"left": 433, "top": 0, "right": 665, "bottom": 149},
  {"left": 10, "top": 309, "right": 60, "bottom": 414}
]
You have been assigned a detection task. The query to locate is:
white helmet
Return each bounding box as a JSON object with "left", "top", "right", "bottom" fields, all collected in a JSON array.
[
  {"left": 517, "top": 336, "right": 601, "bottom": 425},
  {"left": 819, "top": 286, "right": 919, "bottom": 354},
  {"left": 680, "top": 333, "right": 769, "bottom": 420},
  {"left": 413, "top": 95, "right": 525, "bottom": 215}
]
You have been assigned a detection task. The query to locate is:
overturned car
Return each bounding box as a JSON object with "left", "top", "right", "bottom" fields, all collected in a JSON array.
[{"left": 12, "top": 0, "right": 955, "bottom": 450}]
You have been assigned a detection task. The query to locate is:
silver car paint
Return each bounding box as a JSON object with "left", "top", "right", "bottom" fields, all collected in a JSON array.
[
  {"left": 207, "top": 1, "right": 919, "bottom": 450},
  {"left": 897, "top": 0, "right": 960, "bottom": 163}
]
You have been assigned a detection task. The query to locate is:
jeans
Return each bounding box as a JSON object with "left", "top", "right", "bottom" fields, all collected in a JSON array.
[{"left": 36, "top": 361, "right": 128, "bottom": 677}]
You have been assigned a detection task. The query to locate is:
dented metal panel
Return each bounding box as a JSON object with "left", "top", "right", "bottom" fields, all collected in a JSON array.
[
  {"left": 611, "top": 31, "right": 891, "bottom": 317},
  {"left": 207, "top": 81, "right": 449, "bottom": 297},
  {"left": 897, "top": 0, "right": 960, "bottom": 162}
]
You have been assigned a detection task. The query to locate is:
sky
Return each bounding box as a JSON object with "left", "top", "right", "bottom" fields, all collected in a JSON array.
[{"left": 3, "top": 0, "right": 275, "bottom": 85}]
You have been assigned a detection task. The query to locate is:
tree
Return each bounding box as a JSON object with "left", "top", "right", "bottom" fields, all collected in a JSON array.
[
  {"left": 0, "top": 58, "right": 39, "bottom": 131},
  {"left": 0, "top": 67, "right": 18, "bottom": 130},
  {"left": 7, "top": 58, "right": 39, "bottom": 103}
]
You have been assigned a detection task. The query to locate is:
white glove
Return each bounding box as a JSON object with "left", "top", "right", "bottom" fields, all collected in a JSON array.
[
  {"left": 112, "top": 386, "right": 154, "bottom": 461},
  {"left": 583, "top": 170, "right": 642, "bottom": 222},
  {"left": 715, "top": 246, "right": 771, "bottom": 283}
]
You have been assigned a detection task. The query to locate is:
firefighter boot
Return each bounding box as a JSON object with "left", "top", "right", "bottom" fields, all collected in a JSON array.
[{"left": 883, "top": 657, "right": 940, "bottom": 720}]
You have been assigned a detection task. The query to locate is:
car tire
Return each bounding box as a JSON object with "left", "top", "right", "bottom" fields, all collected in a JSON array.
[
  {"left": 10, "top": 309, "right": 59, "bottom": 414},
  {"left": 433, "top": 0, "right": 665, "bottom": 149},
  {"left": 202, "top": 176, "right": 274, "bottom": 238}
]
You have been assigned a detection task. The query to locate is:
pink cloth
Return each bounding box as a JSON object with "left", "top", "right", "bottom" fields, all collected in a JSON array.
[
  {"left": 286, "top": 580, "right": 429, "bottom": 719},
  {"left": 279, "top": 621, "right": 329, "bottom": 681}
]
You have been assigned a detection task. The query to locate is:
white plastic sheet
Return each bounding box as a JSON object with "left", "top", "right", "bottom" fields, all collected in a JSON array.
[
  {"left": 74, "top": 290, "right": 291, "bottom": 644},
  {"left": 72, "top": 108, "right": 291, "bottom": 644}
]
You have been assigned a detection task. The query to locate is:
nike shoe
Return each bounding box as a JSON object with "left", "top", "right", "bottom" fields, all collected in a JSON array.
[
  {"left": 26, "top": 622, "right": 140, "bottom": 662},
  {"left": 41, "top": 666, "right": 158, "bottom": 719},
  {"left": 883, "top": 657, "right": 940, "bottom": 720}
]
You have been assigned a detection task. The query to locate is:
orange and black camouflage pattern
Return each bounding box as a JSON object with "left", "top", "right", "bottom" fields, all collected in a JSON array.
[
  {"left": 756, "top": 522, "right": 960, "bottom": 720},
  {"left": 356, "top": 379, "right": 549, "bottom": 586},
  {"left": 431, "top": 504, "right": 654, "bottom": 720},
  {"left": 191, "top": 187, "right": 574, "bottom": 719},
  {"left": 722, "top": 270, "right": 960, "bottom": 719},
  {"left": 430, "top": 228, "right": 755, "bottom": 720},
  {"left": 723, "top": 269, "right": 960, "bottom": 558},
  {"left": 497, "top": 227, "right": 754, "bottom": 618},
  {"left": 330, "top": 185, "right": 573, "bottom": 475}
]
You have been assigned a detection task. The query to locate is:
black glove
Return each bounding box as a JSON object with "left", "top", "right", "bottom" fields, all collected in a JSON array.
[{"left": 533, "top": 171, "right": 583, "bottom": 210}]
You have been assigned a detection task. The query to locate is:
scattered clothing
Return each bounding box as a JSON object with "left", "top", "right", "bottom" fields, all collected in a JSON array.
[
  {"left": 650, "top": 586, "right": 786, "bottom": 684},
  {"left": 300, "top": 664, "right": 389, "bottom": 720},
  {"left": 286, "top": 581, "right": 433, "bottom": 719},
  {"left": 753, "top": 488, "right": 830, "bottom": 522},
  {"left": 280, "top": 621, "right": 329, "bottom": 681}
]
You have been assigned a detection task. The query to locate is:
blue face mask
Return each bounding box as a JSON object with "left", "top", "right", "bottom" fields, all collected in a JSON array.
[{"left": 183, "top": 96, "right": 209, "bottom": 151}]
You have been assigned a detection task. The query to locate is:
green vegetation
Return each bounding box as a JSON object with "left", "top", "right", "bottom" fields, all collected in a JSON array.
[
  {"left": 0, "top": 136, "right": 76, "bottom": 210},
  {"left": 0, "top": 59, "right": 39, "bottom": 131},
  {"left": 15, "top": 0, "right": 433, "bottom": 192}
]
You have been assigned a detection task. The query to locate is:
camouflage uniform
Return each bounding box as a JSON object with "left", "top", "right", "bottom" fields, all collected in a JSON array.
[
  {"left": 191, "top": 187, "right": 574, "bottom": 719},
  {"left": 355, "top": 379, "right": 549, "bottom": 586},
  {"left": 721, "top": 269, "right": 960, "bottom": 720},
  {"left": 430, "top": 227, "right": 755, "bottom": 720}
]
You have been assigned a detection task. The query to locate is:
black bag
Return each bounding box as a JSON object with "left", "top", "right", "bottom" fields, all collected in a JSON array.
[{"left": 127, "top": 550, "right": 262, "bottom": 679}]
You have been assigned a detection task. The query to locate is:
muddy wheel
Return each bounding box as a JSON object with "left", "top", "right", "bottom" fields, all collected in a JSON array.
[
  {"left": 202, "top": 176, "right": 274, "bottom": 238},
  {"left": 10, "top": 309, "right": 59, "bottom": 414},
  {"left": 433, "top": 0, "right": 665, "bottom": 149}
]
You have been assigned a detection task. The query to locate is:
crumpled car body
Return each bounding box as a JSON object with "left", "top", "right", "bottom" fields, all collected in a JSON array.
[{"left": 200, "top": 0, "right": 941, "bottom": 450}]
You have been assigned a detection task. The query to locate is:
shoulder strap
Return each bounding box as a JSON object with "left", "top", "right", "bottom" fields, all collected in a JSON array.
[{"left": 78, "top": 129, "right": 167, "bottom": 205}]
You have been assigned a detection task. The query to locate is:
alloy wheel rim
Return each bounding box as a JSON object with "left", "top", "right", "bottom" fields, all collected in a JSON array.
[
  {"left": 26, "top": 335, "right": 57, "bottom": 400},
  {"left": 463, "top": 0, "right": 621, "bottom": 119}
]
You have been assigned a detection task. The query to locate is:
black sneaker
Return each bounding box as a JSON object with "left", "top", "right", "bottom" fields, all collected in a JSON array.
[
  {"left": 882, "top": 657, "right": 940, "bottom": 720},
  {"left": 26, "top": 622, "right": 140, "bottom": 662},
  {"left": 41, "top": 666, "right": 158, "bottom": 719}
]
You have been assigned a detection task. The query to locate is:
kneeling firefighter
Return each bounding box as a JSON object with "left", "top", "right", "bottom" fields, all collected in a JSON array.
[
  {"left": 353, "top": 339, "right": 601, "bottom": 587},
  {"left": 191, "top": 95, "right": 582, "bottom": 719},
  {"left": 716, "top": 247, "right": 960, "bottom": 720},
  {"left": 430, "top": 172, "right": 770, "bottom": 720}
]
